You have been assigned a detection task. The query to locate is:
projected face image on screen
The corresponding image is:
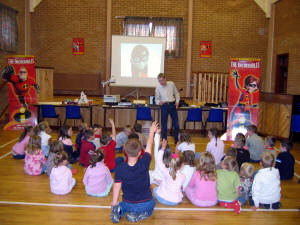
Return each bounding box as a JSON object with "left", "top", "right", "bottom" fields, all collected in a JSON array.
[{"left": 121, "top": 43, "right": 162, "bottom": 78}]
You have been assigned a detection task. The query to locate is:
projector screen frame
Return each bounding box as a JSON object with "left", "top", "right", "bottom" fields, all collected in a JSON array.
[{"left": 110, "top": 35, "right": 166, "bottom": 88}]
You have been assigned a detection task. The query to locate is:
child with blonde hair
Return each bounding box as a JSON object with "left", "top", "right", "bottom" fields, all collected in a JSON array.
[
  {"left": 252, "top": 152, "right": 281, "bottom": 210},
  {"left": 50, "top": 151, "right": 76, "bottom": 195},
  {"left": 24, "top": 135, "right": 46, "bottom": 175},
  {"left": 206, "top": 128, "right": 224, "bottom": 165},
  {"left": 185, "top": 152, "right": 218, "bottom": 207},
  {"left": 12, "top": 126, "right": 34, "bottom": 159},
  {"left": 83, "top": 150, "right": 113, "bottom": 197},
  {"left": 238, "top": 163, "right": 254, "bottom": 205},
  {"left": 34, "top": 121, "right": 52, "bottom": 157},
  {"left": 217, "top": 156, "right": 241, "bottom": 213},
  {"left": 45, "top": 141, "right": 64, "bottom": 176},
  {"left": 153, "top": 139, "right": 185, "bottom": 206}
]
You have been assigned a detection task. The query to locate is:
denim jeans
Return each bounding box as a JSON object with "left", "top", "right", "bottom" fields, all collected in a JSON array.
[
  {"left": 119, "top": 198, "right": 156, "bottom": 217},
  {"left": 161, "top": 103, "right": 179, "bottom": 143},
  {"left": 41, "top": 145, "right": 50, "bottom": 157},
  {"left": 153, "top": 187, "right": 179, "bottom": 206},
  {"left": 12, "top": 154, "right": 25, "bottom": 159}
]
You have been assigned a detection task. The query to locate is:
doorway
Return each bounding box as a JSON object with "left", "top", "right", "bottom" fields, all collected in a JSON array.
[{"left": 275, "top": 53, "right": 289, "bottom": 93}]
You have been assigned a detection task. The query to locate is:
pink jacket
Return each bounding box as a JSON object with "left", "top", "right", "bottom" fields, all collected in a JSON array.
[
  {"left": 50, "top": 165, "right": 76, "bottom": 195},
  {"left": 185, "top": 171, "right": 217, "bottom": 203},
  {"left": 12, "top": 135, "right": 30, "bottom": 155},
  {"left": 83, "top": 162, "right": 113, "bottom": 194},
  {"left": 155, "top": 150, "right": 185, "bottom": 203},
  {"left": 24, "top": 150, "right": 46, "bottom": 175}
]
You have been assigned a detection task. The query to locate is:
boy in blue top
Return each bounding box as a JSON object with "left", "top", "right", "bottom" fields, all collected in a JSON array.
[
  {"left": 110, "top": 122, "right": 158, "bottom": 223},
  {"left": 275, "top": 139, "right": 295, "bottom": 180}
]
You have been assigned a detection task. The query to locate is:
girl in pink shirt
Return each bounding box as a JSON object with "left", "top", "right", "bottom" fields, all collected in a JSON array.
[
  {"left": 83, "top": 150, "right": 113, "bottom": 197},
  {"left": 206, "top": 128, "right": 225, "bottom": 165},
  {"left": 24, "top": 135, "right": 46, "bottom": 175},
  {"left": 50, "top": 151, "right": 76, "bottom": 195},
  {"left": 184, "top": 152, "right": 218, "bottom": 207},
  {"left": 153, "top": 139, "right": 185, "bottom": 206},
  {"left": 12, "top": 126, "right": 34, "bottom": 159}
]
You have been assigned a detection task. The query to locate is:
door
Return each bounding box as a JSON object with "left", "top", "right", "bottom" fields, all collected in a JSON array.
[{"left": 275, "top": 54, "right": 289, "bottom": 93}]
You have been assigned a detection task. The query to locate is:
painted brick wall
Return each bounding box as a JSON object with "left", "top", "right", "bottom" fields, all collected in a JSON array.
[{"left": 274, "top": 0, "right": 300, "bottom": 95}]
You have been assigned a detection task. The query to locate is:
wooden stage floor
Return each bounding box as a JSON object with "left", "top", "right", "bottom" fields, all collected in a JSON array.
[{"left": 0, "top": 130, "right": 299, "bottom": 225}]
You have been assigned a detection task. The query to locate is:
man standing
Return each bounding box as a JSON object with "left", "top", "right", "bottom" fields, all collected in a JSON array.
[{"left": 155, "top": 73, "right": 180, "bottom": 143}]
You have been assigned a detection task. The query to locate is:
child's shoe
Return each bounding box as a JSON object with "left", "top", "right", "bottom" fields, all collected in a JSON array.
[
  {"left": 234, "top": 200, "right": 241, "bottom": 214},
  {"left": 110, "top": 204, "right": 121, "bottom": 223},
  {"left": 126, "top": 212, "right": 149, "bottom": 222}
]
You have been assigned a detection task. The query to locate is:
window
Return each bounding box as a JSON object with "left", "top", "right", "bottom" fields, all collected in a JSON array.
[
  {"left": 123, "top": 17, "right": 183, "bottom": 57},
  {"left": 0, "top": 3, "right": 18, "bottom": 52}
]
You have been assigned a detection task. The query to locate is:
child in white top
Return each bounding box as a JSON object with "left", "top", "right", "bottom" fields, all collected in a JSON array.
[
  {"left": 153, "top": 139, "right": 185, "bottom": 206},
  {"left": 181, "top": 150, "right": 196, "bottom": 190},
  {"left": 50, "top": 151, "right": 76, "bottom": 195},
  {"left": 175, "top": 133, "right": 195, "bottom": 154},
  {"left": 149, "top": 129, "right": 172, "bottom": 185},
  {"left": 206, "top": 128, "right": 224, "bottom": 165},
  {"left": 12, "top": 126, "right": 34, "bottom": 159},
  {"left": 115, "top": 125, "right": 132, "bottom": 152},
  {"left": 83, "top": 150, "right": 113, "bottom": 197},
  {"left": 35, "top": 121, "right": 52, "bottom": 157},
  {"left": 133, "top": 123, "right": 147, "bottom": 147},
  {"left": 251, "top": 152, "right": 281, "bottom": 210}
]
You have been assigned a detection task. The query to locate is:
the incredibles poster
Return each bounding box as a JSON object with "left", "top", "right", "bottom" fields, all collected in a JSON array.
[
  {"left": 200, "top": 41, "right": 212, "bottom": 57},
  {"left": 72, "top": 38, "right": 84, "bottom": 55},
  {"left": 2, "top": 56, "right": 38, "bottom": 130},
  {"left": 226, "top": 58, "right": 261, "bottom": 140}
]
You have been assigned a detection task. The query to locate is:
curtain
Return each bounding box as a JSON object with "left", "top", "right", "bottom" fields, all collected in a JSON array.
[
  {"left": 0, "top": 3, "right": 18, "bottom": 52},
  {"left": 123, "top": 17, "right": 183, "bottom": 57}
]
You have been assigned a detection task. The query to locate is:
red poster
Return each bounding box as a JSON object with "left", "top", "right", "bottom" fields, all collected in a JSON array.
[
  {"left": 3, "top": 56, "right": 37, "bottom": 130},
  {"left": 72, "top": 38, "right": 84, "bottom": 55},
  {"left": 200, "top": 41, "right": 212, "bottom": 57},
  {"left": 226, "top": 58, "right": 261, "bottom": 140}
]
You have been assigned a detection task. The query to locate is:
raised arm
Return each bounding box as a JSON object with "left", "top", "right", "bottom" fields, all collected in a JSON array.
[
  {"left": 145, "top": 121, "right": 159, "bottom": 155},
  {"left": 154, "top": 129, "right": 161, "bottom": 158},
  {"left": 109, "top": 119, "right": 116, "bottom": 141}
]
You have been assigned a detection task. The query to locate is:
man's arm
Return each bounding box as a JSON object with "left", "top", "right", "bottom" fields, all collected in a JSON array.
[
  {"left": 172, "top": 82, "right": 180, "bottom": 108},
  {"left": 155, "top": 87, "right": 162, "bottom": 105}
]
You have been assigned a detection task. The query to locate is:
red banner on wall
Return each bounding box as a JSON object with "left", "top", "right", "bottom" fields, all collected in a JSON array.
[
  {"left": 200, "top": 41, "right": 212, "bottom": 57},
  {"left": 72, "top": 38, "right": 84, "bottom": 55},
  {"left": 3, "top": 56, "right": 38, "bottom": 130},
  {"left": 226, "top": 58, "right": 261, "bottom": 140}
]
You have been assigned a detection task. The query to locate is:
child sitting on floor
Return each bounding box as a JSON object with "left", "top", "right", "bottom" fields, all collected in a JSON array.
[
  {"left": 79, "top": 129, "right": 96, "bottom": 167},
  {"left": 58, "top": 125, "right": 78, "bottom": 163},
  {"left": 275, "top": 139, "right": 295, "bottom": 180},
  {"left": 110, "top": 122, "right": 158, "bottom": 223},
  {"left": 12, "top": 126, "right": 34, "bottom": 159},
  {"left": 246, "top": 125, "right": 264, "bottom": 162},
  {"left": 50, "top": 151, "right": 76, "bottom": 195},
  {"left": 264, "top": 136, "right": 277, "bottom": 159},
  {"left": 175, "top": 133, "right": 195, "bottom": 154},
  {"left": 115, "top": 125, "right": 132, "bottom": 152},
  {"left": 252, "top": 152, "right": 281, "bottom": 210},
  {"left": 24, "top": 135, "right": 46, "bottom": 176},
  {"left": 153, "top": 139, "right": 185, "bottom": 206},
  {"left": 184, "top": 152, "right": 218, "bottom": 207},
  {"left": 133, "top": 123, "right": 147, "bottom": 147},
  {"left": 83, "top": 150, "right": 113, "bottom": 197},
  {"left": 75, "top": 122, "right": 88, "bottom": 153},
  {"left": 238, "top": 162, "right": 254, "bottom": 205},
  {"left": 34, "top": 121, "right": 52, "bottom": 157},
  {"left": 206, "top": 128, "right": 225, "bottom": 165},
  {"left": 92, "top": 124, "right": 103, "bottom": 150},
  {"left": 181, "top": 150, "right": 196, "bottom": 190},
  {"left": 217, "top": 156, "right": 241, "bottom": 213},
  {"left": 45, "top": 141, "right": 63, "bottom": 176}
]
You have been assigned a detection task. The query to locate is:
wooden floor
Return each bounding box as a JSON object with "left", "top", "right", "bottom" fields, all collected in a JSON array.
[{"left": 0, "top": 130, "right": 299, "bottom": 225}]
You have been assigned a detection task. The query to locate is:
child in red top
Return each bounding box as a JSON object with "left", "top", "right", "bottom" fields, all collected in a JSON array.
[
  {"left": 79, "top": 129, "right": 96, "bottom": 167},
  {"left": 100, "top": 119, "right": 122, "bottom": 172}
]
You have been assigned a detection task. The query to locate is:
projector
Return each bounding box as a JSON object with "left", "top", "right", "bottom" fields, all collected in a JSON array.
[{"left": 104, "top": 95, "right": 120, "bottom": 105}]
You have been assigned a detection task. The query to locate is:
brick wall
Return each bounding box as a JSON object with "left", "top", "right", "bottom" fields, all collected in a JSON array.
[
  {"left": 0, "top": 0, "right": 25, "bottom": 69},
  {"left": 274, "top": 0, "right": 300, "bottom": 95},
  {"left": 29, "top": 0, "right": 270, "bottom": 96}
]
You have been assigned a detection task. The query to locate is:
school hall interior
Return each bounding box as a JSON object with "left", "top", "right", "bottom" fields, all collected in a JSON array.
[{"left": 0, "top": 0, "right": 300, "bottom": 224}]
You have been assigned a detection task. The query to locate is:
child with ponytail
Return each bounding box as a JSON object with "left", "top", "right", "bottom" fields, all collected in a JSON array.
[{"left": 206, "top": 128, "right": 225, "bottom": 165}]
